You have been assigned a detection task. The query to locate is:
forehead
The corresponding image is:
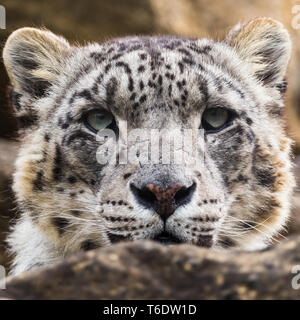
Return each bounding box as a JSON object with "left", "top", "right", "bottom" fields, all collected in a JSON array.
[{"left": 57, "top": 36, "right": 254, "bottom": 125}]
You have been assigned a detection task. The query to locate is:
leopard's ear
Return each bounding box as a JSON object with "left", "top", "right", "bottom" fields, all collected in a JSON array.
[
  {"left": 226, "top": 18, "right": 291, "bottom": 87},
  {"left": 3, "top": 27, "right": 71, "bottom": 98}
]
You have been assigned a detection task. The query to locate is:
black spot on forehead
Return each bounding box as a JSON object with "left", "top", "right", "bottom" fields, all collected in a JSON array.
[
  {"left": 177, "top": 47, "right": 193, "bottom": 57},
  {"left": 188, "top": 44, "right": 212, "bottom": 55},
  {"left": 128, "top": 77, "right": 134, "bottom": 92},
  {"left": 139, "top": 95, "right": 147, "bottom": 104},
  {"left": 246, "top": 117, "right": 253, "bottom": 125},
  {"left": 115, "top": 61, "right": 132, "bottom": 74},
  {"left": 90, "top": 51, "right": 105, "bottom": 64},
  {"left": 95, "top": 36, "right": 210, "bottom": 70}
]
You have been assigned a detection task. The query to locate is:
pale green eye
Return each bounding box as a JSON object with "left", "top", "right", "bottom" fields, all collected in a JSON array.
[
  {"left": 85, "top": 110, "right": 113, "bottom": 132},
  {"left": 202, "top": 108, "right": 229, "bottom": 131}
]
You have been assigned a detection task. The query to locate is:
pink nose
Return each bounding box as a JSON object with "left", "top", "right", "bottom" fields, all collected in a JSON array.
[
  {"left": 131, "top": 182, "right": 196, "bottom": 221},
  {"left": 145, "top": 183, "right": 184, "bottom": 218}
]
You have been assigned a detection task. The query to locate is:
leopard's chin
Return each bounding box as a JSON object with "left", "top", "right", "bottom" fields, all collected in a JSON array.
[
  {"left": 153, "top": 231, "right": 183, "bottom": 245},
  {"left": 152, "top": 231, "right": 214, "bottom": 248}
]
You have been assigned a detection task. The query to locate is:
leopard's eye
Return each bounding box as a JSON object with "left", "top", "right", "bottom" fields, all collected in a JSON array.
[
  {"left": 84, "top": 110, "right": 114, "bottom": 132},
  {"left": 201, "top": 107, "right": 232, "bottom": 132}
]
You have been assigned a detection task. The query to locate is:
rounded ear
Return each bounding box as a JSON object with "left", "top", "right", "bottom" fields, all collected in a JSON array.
[
  {"left": 3, "top": 27, "right": 71, "bottom": 98},
  {"left": 225, "top": 18, "right": 292, "bottom": 87}
]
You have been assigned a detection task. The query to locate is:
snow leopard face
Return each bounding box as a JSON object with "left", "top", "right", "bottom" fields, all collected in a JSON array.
[{"left": 3, "top": 18, "right": 294, "bottom": 274}]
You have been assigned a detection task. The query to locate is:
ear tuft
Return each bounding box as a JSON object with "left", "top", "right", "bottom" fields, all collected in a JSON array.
[
  {"left": 226, "top": 18, "right": 291, "bottom": 86},
  {"left": 3, "top": 27, "right": 71, "bottom": 98}
]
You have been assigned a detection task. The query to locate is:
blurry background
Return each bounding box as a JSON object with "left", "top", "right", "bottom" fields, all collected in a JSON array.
[{"left": 0, "top": 0, "right": 300, "bottom": 269}]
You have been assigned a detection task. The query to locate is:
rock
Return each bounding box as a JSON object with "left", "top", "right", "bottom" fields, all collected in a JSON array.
[
  {"left": 0, "top": 139, "right": 19, "bottom": 268},
  {"left": 0, "top": 238, "right": 300, "bottom": 300}
]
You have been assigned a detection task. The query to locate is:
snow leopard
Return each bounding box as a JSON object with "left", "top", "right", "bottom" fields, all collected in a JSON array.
[{"left": 2, "top": 17, "right": 294, "bottom": 275}]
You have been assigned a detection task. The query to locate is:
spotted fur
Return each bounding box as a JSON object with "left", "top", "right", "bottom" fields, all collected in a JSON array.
[{"left": 3, "top": 18, "right": 295, "bottom": 275}]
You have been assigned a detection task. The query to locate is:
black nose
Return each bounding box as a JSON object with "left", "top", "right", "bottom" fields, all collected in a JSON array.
[{"left": 130, "top": 182, "right": 196, "bottom": 221}]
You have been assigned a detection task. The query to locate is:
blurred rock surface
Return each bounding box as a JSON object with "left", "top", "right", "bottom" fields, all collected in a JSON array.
[{"left": 1, "top": 238, "right": 300, "bottom": 300}]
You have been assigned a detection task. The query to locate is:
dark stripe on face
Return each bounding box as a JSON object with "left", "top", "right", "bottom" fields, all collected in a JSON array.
[
  {"left": 276, "top": 79, "right": 288, "bottom": 95},
  {"left": 52, "top": 217, "right": 69, "bottom": 235},
  {"left": 53, "top": 144, "right": 63, "bottom": 181},
  {"left": 218, "top": 236, "right": 236, "bottom": 248},
  {"left": 197, "top": 235, "right": 213, "bottom": 248},
  {"left": 188, "top": 44, "right": 212, "bottom": 55},
  {"left": 17, "top": 114, "right": 38, "bottom": 129},
  {"left": 33, "top": 170, "right": 44, "bottom": 191},
  {"left": 195, "top": 54, "right": 246, "bottom": 100},
  {"left": 206, "top": 71, "right": 245, "bottom": 99},
  {"left": 108, "top": 233, "right": 130, "bottom": 243},
  {"left": 15, "top": 54, "right": 38, "bottom": 70},
  {"left": 177, "top": 47, "right": 193, "bottom": 58},
  {"left": 106, "top": 77, "right": 118, "bottom": 108},
  {"left": 253, "top": 168, "right": 276, "bottom": 188},
  {"left": 198, "top": 76, "right": 209, "bottom": 105},
  {"left": 238, "top": 221, "right": 257, "bottom": 231},
  {"left": 115, "top": 61, "right": 132, "bottom": 75},
  {"left": 62, "top": 130, "right": 95, "bottom": 146},
  {"left": 80, "top": 240, "right": 100, "bottom": 251},
  {"left": 10, "top": 89, "right": 22, "bottom": 111},
  {"left": 24, "top": 78, "right": 51, "bottom": 98},
  {"left": 178, "top": 62, "right": 184, "bottom": 73},
  {"left": 90, "top": 52, "right": 105, "bottom": 64},
  {"left": 77, "top": 89, "right": 93, "bottom": 101}
]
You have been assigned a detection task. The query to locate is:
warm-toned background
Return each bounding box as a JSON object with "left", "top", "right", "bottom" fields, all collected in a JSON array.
[{"left": 0, "top": 0, "right": 300, "bottom": 270}]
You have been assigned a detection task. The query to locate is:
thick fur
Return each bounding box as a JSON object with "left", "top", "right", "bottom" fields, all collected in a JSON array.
[{"left": 3, "top": 18, "right": 295, "bottom": 275}]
